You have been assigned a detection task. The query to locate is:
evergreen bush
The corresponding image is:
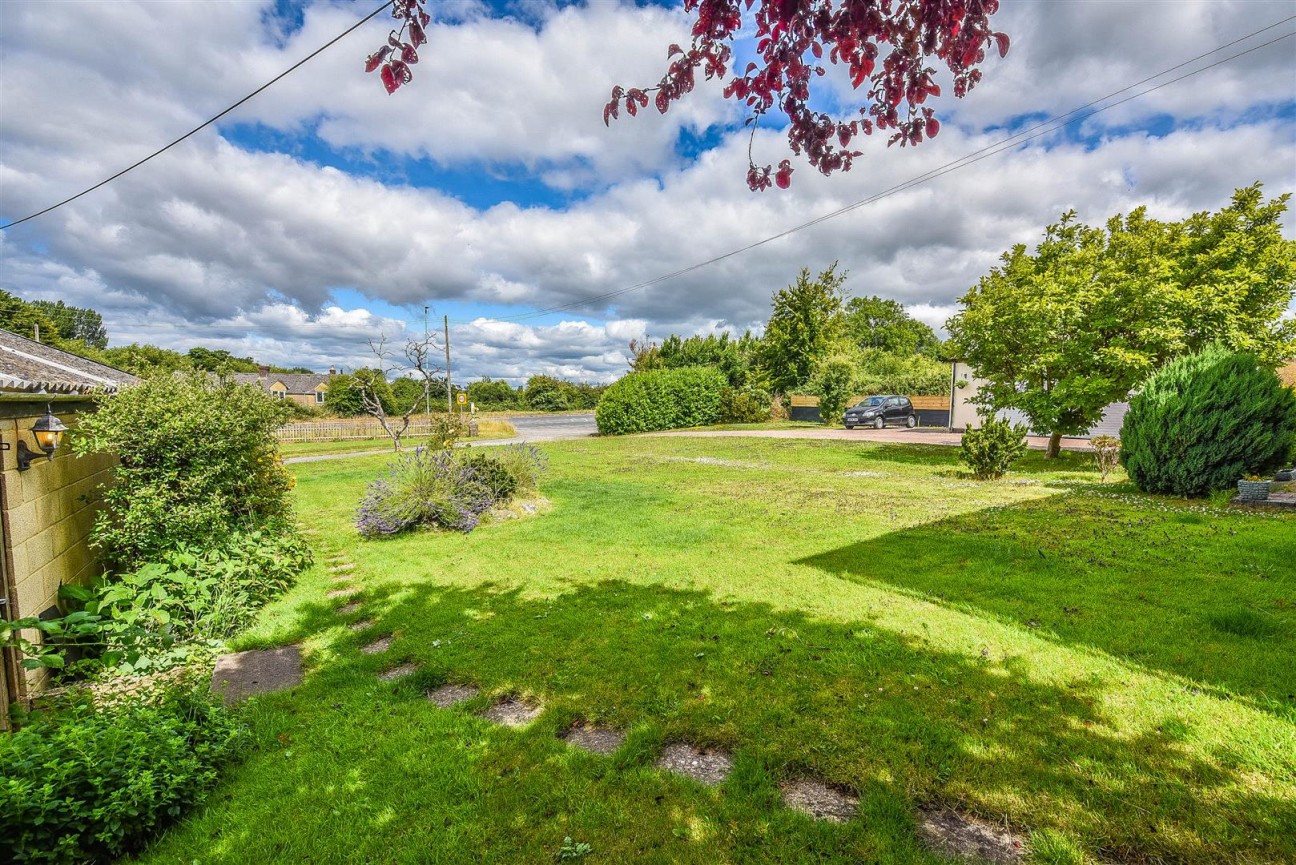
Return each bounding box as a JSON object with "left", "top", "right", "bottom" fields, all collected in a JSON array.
[
  {"left": 1120, "top": 346, "right": 1296, "bottom": 497},
  {"left": 960, "top": 416, "right": 1028, "bottom": 479},
  {"left": 594, "top": 367, "right": 727, "bottom": 435}
]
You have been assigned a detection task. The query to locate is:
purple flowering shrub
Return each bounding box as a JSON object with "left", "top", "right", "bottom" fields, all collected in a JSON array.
[{"left": 355, "top": 445, "right": 546, "bottom": 538}]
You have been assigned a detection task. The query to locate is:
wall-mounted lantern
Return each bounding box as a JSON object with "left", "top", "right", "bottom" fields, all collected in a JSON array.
[{"left": 16, "top": 407, "right": 67, "bottom": 471}]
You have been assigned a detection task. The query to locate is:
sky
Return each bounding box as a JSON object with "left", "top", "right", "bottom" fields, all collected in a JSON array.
[{"left": 1, "top": 0, "right": 1294, "bottom": 383}]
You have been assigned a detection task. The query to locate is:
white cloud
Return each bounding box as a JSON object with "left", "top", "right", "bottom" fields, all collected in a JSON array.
[{"left": 1, "top": 0, "right": 1293, "bottom": 380}]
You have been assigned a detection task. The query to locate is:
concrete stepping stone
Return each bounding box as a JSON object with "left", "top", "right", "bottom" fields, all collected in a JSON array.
[
  {"left": 328, "top": 574, "right": 354, "bottom": 584},
  {"left": 918, "top": 807, "right": 1026, "bottom": 863},
  {"left": 361, "top": 635, "right": 394, "bottom": 654},
  {"left": 482, "top": 697, "right": 543, "bottom": 727},
  {"left": 655, "top": 742, "right": 732, "bottom": 786},
  {"left": 780, "top": 778, "right": 858, "bottom": 823},
  {"left": 427, "top": 683, "right": 480, "bottom": 707},
  {"left": 378, "top": 663, "right": 418, "bottom": 682},
  {"left": 327, "top": 563, "right": 355, "bottom": 573},
  {"left": 337, "top": 602, "right": 363, "bottom": 615},
  {"left": 561, "top": 724, "right": 626, "bottom": 755},
  {"left": 327, "top": 587, "right": 360, "bottom": 599},
  {"left": 210, "top": 646, "right": 302, "bottom": 706},
  {"left": 348, "top": 618, "right": 375, "bottom": 632}
]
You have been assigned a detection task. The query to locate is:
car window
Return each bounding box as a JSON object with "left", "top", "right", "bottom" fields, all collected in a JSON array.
[{"left": 858, "top": 397, "right": 883, "bottom": 406}]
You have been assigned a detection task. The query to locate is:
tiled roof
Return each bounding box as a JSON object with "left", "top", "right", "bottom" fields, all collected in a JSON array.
[
  {"left": 232, "top": 372, "right": 331, "bottom": 394},
  {"left": 0, "top": 328, "right": 137, "bottom": 395}
]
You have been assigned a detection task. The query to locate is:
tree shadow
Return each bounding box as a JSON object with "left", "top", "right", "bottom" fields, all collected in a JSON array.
[
  {"left": 795, "top": 495, "right": 1296, "bottom": 715},
  {"left": 139, "top": 579, "right": 1292, "bottom": 864}
]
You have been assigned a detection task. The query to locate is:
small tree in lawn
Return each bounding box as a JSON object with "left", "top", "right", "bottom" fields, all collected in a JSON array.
[{"left": 357, "top": 333, "right": 444, "bottom": 451}]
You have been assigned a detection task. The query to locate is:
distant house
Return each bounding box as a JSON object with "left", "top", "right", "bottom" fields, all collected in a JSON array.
[{"left": 233, "top": 366, "right": 334, "bottom": 407}]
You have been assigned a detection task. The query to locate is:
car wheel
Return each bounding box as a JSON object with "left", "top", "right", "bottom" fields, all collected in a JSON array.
[
  {"left": 845, "top": 424, "right": 855, "bottom": 430},
  {"left": 873, "top": 416, "right": 884, "bottom": 430},
  {"left": 906, "top": 414, "right": 917, "bottom": 428}
]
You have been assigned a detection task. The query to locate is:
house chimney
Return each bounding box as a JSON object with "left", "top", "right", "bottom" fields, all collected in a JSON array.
[
  {"left": 328, "top": 365, "right": 337, "bottom": 376},
  {"left": 258, "top": 364, "right": 269, "bottom": 379}
]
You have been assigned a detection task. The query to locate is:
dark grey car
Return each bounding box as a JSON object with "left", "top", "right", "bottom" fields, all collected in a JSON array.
[{"left": 843, "top": 395, "right": 917, "bottom": 429}]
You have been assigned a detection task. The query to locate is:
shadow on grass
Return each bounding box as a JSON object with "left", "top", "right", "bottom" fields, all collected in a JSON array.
[
  {"left": 796, "top": 492, "right": 1296, "bottom": 715},
  {"left": 142, "top": 579, "right": 1291, "bottom": 865}
]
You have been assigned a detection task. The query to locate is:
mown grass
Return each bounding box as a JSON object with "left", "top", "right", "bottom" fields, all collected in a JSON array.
[{"left": 137, "top": 437, "right": 1295, "bottom": 864}]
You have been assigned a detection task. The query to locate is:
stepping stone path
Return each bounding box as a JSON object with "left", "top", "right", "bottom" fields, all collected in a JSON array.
[
  {"left": 655, "top": 742, "right": 732, "bottom": 786},
  {"left": 482, "top": 697, "right": 543, "bottom": 727},
  {"left": 328, "top": 563, "right": 355, "bottom": 573},
  {"left": 210, "top": 646, "right": 302, "bottom": 706},
  {"left": 361, "top": 635, "right": 393, "bottom": 655},
  {"left": 780, "top": 778, "right": 858, "bottom": 823},
  {"left": 561, "top": 724, "right": 626, "bottom": 755},
  {"left": 338, "top": 602, "right": 363, "bottom": 615},
  {"left": 427, "top": 683, "right": 480, "bottom": 707},
  {"left": 918, "top": 807, "right": 1026, "bottom": 863},
  {"left": 379, "top": 663, "right": 418, "bottom": 682},
  {"left": 348, "top": 618, "right": 375, "bottom": 632},
  {"left": 327, "top": 587, "right": 360, "bottom": 599}
]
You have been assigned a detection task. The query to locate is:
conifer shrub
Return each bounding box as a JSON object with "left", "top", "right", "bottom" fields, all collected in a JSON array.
[
  {"left": 594, "top": 367, "right": 727, "bottom": 434},
  {"left": 1120, "top": 346, "right": 1296, "bottom": 497},
  {"left": 960, "top": 416, "right": 1028, "bottom": 479}
]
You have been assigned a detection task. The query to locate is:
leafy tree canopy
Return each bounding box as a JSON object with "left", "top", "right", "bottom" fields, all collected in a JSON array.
[
  {"left": 947, "top": 183, "right": 1296, "bottom": 457},
  {"left": 760, "top": 263, "right": 847, "bottom": 394},
  {"left": 29, "top": 299, "right": 107, "bottom": 348},
  {"left": 842, "top": 295, "right": 940, "bottom": 356}
]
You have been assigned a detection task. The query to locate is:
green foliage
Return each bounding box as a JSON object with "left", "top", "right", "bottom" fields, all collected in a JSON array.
[
  {"left": 0, "top": 288, "right": 64, "bottom": 344},
  {"left": 841, "top": 295, "right": 940, "bottom": 356},
  {"left": 73, "top": 373, "right": 295, "bottom": 570},
  {"left": 948, "top": 184, "right": 1296, "bottom": 447},
  {"left": 186, "top": 347, "right": 259, "bottom": 373},
  {"left": 524, "top": 376, "right": 605, "bottom": 411},
  {"left": 97, "top": 343, "right": 193, "bottom": 377},
  {"left": 325, "top": 370, "right": 395, "bottom": 416},
  {"left": 459, "top": 452, "right": 518, "bottom": 503},
  {"left": 390, "top": 375, "right": 430, "bottom": 414},
  {"left": 29, "top": 299, "right": 108, "bottom": 348},
  {"left": 960, "top": 416, "right": 1028, "bottom": 479},
  {"left": 850, "top": 348, "right": 950, "bottom": 396},
  {"left": 657, "top": 333, "right": 754, "bottom": 386},
  {"left": 1120, "top": 346, "right": 1296, "bottom": 497},
  {"left": 760, "top": 264, "right": 846, "bottom": 394},
  {"left": 719, "top": 386, "right": 772, "bottom": 423},
  {"left": 0, "top": 679, "right": 247, "bottom": 865},
  {"left": 488, "top": 443, "right": 547, "bottom": 492},
  {"left": 812, "top": 356, "right": 856, "bottom": 427},
  {"left": 595, "top": 367, "right": 727, "bottom": 435},
  {"left": 467, "top": 378, "right": 520, "bottom": 410}
]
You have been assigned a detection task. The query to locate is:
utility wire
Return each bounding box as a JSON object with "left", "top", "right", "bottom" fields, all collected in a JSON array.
[
  {"left": 490, "top": 18, "right": 1296, "bottom": 323},
  {"left": 0, "top": 1, "right": 396, "bottom": 231}
]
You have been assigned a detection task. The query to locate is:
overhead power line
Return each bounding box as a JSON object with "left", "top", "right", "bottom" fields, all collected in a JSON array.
[
  {"left": 489, "top": 16, "right": 1296, "bottom": 324},
  {"left": 0, "top": 1, "right": 395, "bottom": 231}
]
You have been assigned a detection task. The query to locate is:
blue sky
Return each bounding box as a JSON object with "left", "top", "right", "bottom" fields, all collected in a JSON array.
[{"left": 1, "top": 0, "right": 1293, "bottom": 381}]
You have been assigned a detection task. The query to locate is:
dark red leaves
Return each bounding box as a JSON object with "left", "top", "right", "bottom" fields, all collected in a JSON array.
[
  {"left": 600, "top": 0, "right": 1007, "bottom": 189},
  {"left": 365, "top": 47, "right": 390, "bottom": 74},
  {"left": 366, "top": 0, "right": 431, "bottom": 92}
]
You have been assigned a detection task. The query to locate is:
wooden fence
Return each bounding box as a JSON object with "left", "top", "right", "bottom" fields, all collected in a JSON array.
[
  {"left": 789, "top": 394, "right": 948, "bottom": 410},
  {"left": 277, "top": 416, "right": 455, "bottom": 444}
]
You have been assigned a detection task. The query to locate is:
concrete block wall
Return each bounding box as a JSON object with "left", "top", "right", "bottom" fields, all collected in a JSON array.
[{"left": 0, "top": 401, "right": 115, "bottom": 699}]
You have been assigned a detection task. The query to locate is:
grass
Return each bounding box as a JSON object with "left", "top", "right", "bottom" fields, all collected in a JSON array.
[
  {"left": 279, "top": 419, "right": 517, "bottom": 457},
  {"left": 137, "top": 437, "right": 1295, "bottom": 864}
]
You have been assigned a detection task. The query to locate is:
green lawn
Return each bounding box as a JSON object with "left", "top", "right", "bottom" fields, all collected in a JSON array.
[
  {"left": 279, "top": 419, "right": 517, "bottom": 457},
  {"left": 137, "top": 437, "right": 1295, "bottom": 864}
]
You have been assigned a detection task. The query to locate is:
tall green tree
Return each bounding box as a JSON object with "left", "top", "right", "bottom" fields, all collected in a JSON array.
[
  {"left": 760, "top": 263, "right": 847, "bottom": 394},
  {"left": 841, "top": 295, "right": 940, "bottom": 356},
  {"left": 0, "top": 289, "right": 63, "bottom": 343},
  {"left": 29, "top": 300, "right": 108, "bottom": 348},
  {"left": 947, "top": 184, "right": 1296, "bottom": 457}
]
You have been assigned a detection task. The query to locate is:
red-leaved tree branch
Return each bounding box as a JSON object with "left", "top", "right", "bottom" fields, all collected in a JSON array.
[{"left": 367, "top": 0, "right": 1008, "bottom": 191}]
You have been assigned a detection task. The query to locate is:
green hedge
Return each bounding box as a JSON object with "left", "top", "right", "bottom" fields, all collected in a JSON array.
[
  {"left": 595, "top": 367, "right": 727, "bottom": 435},
  {"left": 1120, "top": 346, "right": 1296, "bottom": 497}
]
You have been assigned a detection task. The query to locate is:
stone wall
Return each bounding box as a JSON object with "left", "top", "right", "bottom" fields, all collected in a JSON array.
[{"left": 0, "top": 398, "right": 114, "bottom": 701}]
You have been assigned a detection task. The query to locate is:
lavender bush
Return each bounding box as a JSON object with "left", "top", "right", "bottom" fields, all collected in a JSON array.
[{"left": 355, "top": 445, "right": 546, "bottom": 538}]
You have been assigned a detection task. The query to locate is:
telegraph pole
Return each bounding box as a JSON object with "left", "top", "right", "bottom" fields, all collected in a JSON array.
[
  {"left": 443, "top": 315, "right": 453, "bottom": 414},
  {"left": 424, "top": 306, "right": 432, "bottom": 417}
]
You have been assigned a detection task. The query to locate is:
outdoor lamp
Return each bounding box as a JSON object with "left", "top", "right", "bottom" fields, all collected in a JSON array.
[{"left": 17, "top": 407, "right": 67, "bottom": 471}]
